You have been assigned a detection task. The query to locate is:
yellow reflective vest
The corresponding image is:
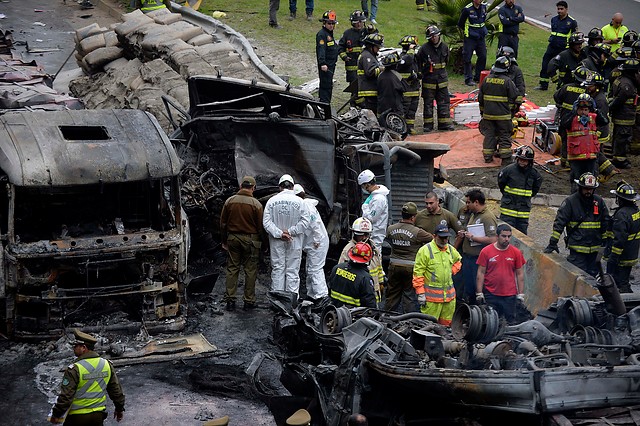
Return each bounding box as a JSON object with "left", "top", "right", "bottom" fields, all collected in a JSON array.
[{"left": 69, "top": 357, "right": 111, "bottom": 415}]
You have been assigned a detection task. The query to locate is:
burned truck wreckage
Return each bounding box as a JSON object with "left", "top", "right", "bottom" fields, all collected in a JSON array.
[
  {"left": 0, "top": 109, "right": 189, "bottom": 339},
  {"left": 265, "top": 286, "right": 640, "bottom": 425},
  {"left": 167, "top": 75, "right": 450, "bottom": 251}
]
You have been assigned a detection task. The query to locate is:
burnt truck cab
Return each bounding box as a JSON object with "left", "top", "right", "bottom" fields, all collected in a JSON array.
[
  {"left": 169, "top": 75, "right": 449, "bottom": 257},
  {"left": 0, "top": 110, "right": 189, "bottom": 340}
]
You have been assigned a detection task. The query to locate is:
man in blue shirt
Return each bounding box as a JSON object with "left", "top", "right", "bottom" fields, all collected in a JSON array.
[
  {"left": 498, "top": 0, "right": 524, "bottom": 58},
  {"left": 535, "top": 1, "right": 578, "bottom": 90},
  {"left": 458, "top": 0, "right": 488, "bottom": 87}
]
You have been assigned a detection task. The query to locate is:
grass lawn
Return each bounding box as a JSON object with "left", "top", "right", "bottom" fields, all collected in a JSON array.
[{"left": 122, "top": 0, "right": 556, "bottom": 110}]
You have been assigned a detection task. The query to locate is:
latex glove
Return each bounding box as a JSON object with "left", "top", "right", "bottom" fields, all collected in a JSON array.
[
  {"left": 417, "top": 293, "right": 426, "bottom": 306},
  {"left": 516, "top": 293, "right": 525, "bottom": 303},
  {"left": 543, "top": 243, "right": 559, "bottom": 254},
  {"left": 475, "top": 292, "right": 486, "bottom": 304}
]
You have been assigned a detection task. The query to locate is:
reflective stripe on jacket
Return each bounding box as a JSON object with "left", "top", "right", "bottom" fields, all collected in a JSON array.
[
  {"left": 498, "top": 162, "right": 542, "bottom": 218},
  {"left": 567, "top": 113, "right": 599, "bottom": 161},
  {"left": 140, "top": 0, "right": 166, "bottom": 12},
  {"left": 412, "top": 240, "right": 461, "bottom": 303},
  {"left": 549, "top": 192, "right": 610, "bottom": 253},
  {"left": 69, "top": 357, "right": 111, "bottom": 415}
]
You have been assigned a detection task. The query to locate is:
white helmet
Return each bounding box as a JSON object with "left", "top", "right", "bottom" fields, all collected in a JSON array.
[
  {"left": 293, "top": 184, "right": 305, "bottom": 195},
  {"left": 279, "top": 174, "right": 294, "bottom": 185},
  {"left": 357, "top": 169, "right": 375, "bottom": 185},
  {"left": 351, "top": 217, "right": 373, "bottom": 234}
]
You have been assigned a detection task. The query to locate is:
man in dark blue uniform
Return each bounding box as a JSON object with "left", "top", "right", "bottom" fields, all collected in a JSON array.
[
  {"left": 497, "top": 0, "right": 524, "bottom": 58},
  {"left": 458, "top": 0, "right": 488, "bottom": 87},
  {"left": 316, "top": 10, "right": 340, "bottom": 104},
  {"left": 535, "top": 1, "right": 578, "bottom": 91}
]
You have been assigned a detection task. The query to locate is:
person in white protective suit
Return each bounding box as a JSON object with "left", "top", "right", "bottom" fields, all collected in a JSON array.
[
  {"left": 263, "top": 174, "right": 311, "bottom": 294},
  {"left": 294, "top": 184, "right": 329, "bottom": 301},
  {"left": 358, "top": 169, "right": 390, "bottom": 254}
]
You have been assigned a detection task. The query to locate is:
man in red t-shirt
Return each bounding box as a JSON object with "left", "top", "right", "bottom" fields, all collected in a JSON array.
[{"left": 475, "top": 223, "right": 526, "bottom": 323}]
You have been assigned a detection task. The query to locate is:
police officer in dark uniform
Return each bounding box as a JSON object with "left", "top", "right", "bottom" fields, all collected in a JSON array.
[
  {"left": 548, "top": 32, "right": 587, "bottom": 89},
  {"left": 416, "top": 25, "right": 452, "bottom": 132},
  {"left": 50, "top": 330, "right": 125, "bottom": 425},
  {"left": 497, "top": 0, "right": 524, "bottom": 58},
  {"left": 385, "top": 202, "right": 432, "bottom": 313},
  {"left": 478, "top": 56, "right": 518, "bottom": 165},
  {"left": 606, "top": 181, "right": 640, "bottom": 293},
  {"left": 328, "top": 242, "right": 377, "bottom": 308},
  {"left": 316, "top": 10, "right": 340, "bottom": 104},
  {"left": 609, "top": 59, "right": 639, "bottom": 169},
  {"left": 458, "top": 0, "right": 488, "bottom": 87},
  {"left": 357, "top": 33, "right": 385, "bottom": 114},
  {"left": 338, "top": 10, "right": 366, "bottom": 92},
  {"left": 544, "top": 172, "right": 610, "bottom": 277},
  {"left": 397, "top": 35, "right": 420, "bottom": 135},
  {"left": 535, "top": 1, "right": 578, "bottom": 91},
  {"left": 498, "top": 145, "right": 543, "bottom": 235}
]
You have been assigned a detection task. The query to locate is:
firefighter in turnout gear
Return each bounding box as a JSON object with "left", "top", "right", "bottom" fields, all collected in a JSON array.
[
  {"left": 498, "top": 145, "right": 543, "bottom": 235},
  {"left": 478, "top": 56, "right": 518, "bottom": 165},
  {"left": 397, "top": 35, "right": 421, "bottom": 135},
  {"left": 554, "top": 65, "right": 590, "bottom": 166},
  {"left": 498, "top": 45, "right": 525, "bottom": 112},
  {"left": 377, "top": 51, "right": 408, "bottom": 121},
  {"left": 580, "top": 42, "right": 611, "bottom": 78},
  {"left": 328, "top": 242, "right": 377, "bottom": 308},
  {"left": 338, "top": 10, "right": 366, "bottom": 92},
  {"left": 339, "top": 217, "right": 385, "bottom": 304},
  {"left": 49, "top": 330, "right": 125, "bottom": 424},
  {"left": 609, "top": 58, "right": 639, "bottom": 169},
  {"left": 562, "top": 93, "right": 609, "bottom": 191},
  {"left": 413, "top": 224, "right": 462, "bottom": 326},
  {"left": 316, "top": 11, "right": 340, "bottom": 104},
  {"left": 548, "top": 32, "right": 587, "bottom": 90},
  {"left": 535, "top": 1, "right": 578, "bottom": 91},
  {"left": 605, "top": 181, "right": 640, "bottom": 293},
  {"left": 582, "top": 72, "right": 618, "bottom": 182},
  {"left": 416, "top": 25, "right": 452, "bottom": 132},
  {"left": 358, "top": 33, "right": 385, "bottom": 113},
  {"left": 544, "top": 172, "right": 611, "bottom": 277}
]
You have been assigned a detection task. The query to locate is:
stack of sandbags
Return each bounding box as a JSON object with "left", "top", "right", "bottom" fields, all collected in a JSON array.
[{"left": 74, "top": 23, "right": 124, "bottom": 75}]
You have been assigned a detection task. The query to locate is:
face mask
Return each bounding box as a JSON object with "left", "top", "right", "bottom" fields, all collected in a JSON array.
[{"left": 579, "top": 115, "right": 590, "bottom": 126}]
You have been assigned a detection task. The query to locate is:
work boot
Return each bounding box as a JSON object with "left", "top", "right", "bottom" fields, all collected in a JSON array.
[
  {"left": 225, "top": 300, "right": 236, "bottom": 312},
  {"left": 438, "top": 125, "right": 454, "bottom": 131},
  {"left": 306, "top": 13, "right": 313, "bottom": 21},
  {"left": 269, "top": 22, "right": 283, "bottom": 29},
  {"left": 80, "top": 0, "right": 94, "bottom": 9},
  {"left": 533, "top": 85, "right": 548, "bottom": 91},
  {"left": 484, "top": 156, "right": 493, "bottom": 163},
  {"left": 243, "top": 302, "right": 256, "bottom": 311},
  {"left": 288, "top": 12, "right": 296, "bottom": 20}
]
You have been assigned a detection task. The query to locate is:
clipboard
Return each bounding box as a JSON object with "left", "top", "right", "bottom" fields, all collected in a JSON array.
[{"left": 467, "top": 223, "right": 485, "bottom": 246}]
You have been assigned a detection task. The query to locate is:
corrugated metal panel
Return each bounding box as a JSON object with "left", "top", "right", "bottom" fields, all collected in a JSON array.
[{"left": 389, "top": 158, "right": 434, "bottom": 223}]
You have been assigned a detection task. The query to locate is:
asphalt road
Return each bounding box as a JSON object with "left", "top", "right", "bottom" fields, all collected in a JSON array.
[{"left": 519, "top": 0, "right": 640, "bottom": 33}]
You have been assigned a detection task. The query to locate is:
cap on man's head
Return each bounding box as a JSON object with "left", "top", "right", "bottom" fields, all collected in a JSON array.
[
  {"left": 402, "top": 202, "right": 418, "bottom": 215},
  {"left": 241, "top": 176, "right": 256, "bottom": 186},
  {"left": 279, "top": 174, "right": 295, "bottom": 186},
  {"left": 286, "top": 409, "right": 311, "bottom": 426},
  {"left": 73, "top": 329, "right": 97, "bottom": 348},
  {"left": 293, "top": 184, "right": 305, "bottom": 195},
  {"left": 434, "top": 224, "right": 450, "bottom": 236}
]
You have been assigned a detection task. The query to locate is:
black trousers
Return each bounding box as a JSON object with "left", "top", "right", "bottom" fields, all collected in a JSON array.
[
  {"left": 318, "top": 64, "right": 336, "bottom": 104},
  {"left": 64, "top": 411, "right": 106, "bottom": 426},
  {"left": 498, "top": 33, "right": 519, "bottom": 58},
  {"left": 567, "top": 250, "right": 598, "bottom": 277},
  {"left": 538, "top": 44, "right": 564, "bottom": 87}
]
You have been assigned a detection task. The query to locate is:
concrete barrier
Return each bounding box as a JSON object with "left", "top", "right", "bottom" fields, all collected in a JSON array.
[{"left": 440, "top": 184, "right": 598, "bottom": 316}]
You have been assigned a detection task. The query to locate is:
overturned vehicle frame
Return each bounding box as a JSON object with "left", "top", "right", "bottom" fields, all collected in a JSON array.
[
  {"left": 0, "top": 110, "right": 189, "bottom": 339},
  {"left": 167, "top": 75, "right": 450, "bottom": 250}
]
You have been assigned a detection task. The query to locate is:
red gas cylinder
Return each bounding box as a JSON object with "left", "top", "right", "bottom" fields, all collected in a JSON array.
[{"left": 479, "top": 69, "right": 490, "bottom": 86}]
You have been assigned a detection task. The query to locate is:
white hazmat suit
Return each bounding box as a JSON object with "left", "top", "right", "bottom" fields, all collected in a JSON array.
[
  {"left": 263, "top": 189, "right": 311, "bottom": 293},
  {"left": 361, "top": 185, "right": 390, "bottom": 253},
  {"left": 301, "top": 198, "right": 329, "bottom": 300}
]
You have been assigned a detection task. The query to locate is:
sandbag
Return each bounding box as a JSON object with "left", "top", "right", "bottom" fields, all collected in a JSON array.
[
  {"left": 75, "top": 23, "right": 101, "bottom": 43},
  {"left": 154, "top": 13, "right": 182, "bottom": 25},
  {"left": 104, "top": 31, "right": 119, "bottom": 47},
  {"left": 146, "top": 7, "right": 171, "bottom": 18},
  {"left": 84, "top": 46, "right": 124, "bottom": 69},
  {"left": 79, "top": 33, "right": 106, "bottom": 56},
  {"left": 167, "top": 21, "right": 204, "bottom": 41},
  {"left": 103, "top": 57, "right": 129, "bottom": 71},
  {"left": 115, "top": 14, "right": 154, "bottom": 37},
  {"left": 121, "top": 9, "right": 144, "bottom": 21},
  {"left": 187, "top": 33, "right": 214, "bottom": 46}
]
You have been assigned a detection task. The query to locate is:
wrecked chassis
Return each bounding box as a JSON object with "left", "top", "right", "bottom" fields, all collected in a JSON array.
[
  {"left": 165, "top": 75, "right": 450, "bottom": 250},
  {"left": 266, "top": 291, "right": 640, "bottom": 425},
  {"left": 0, "top": 110, "right": 190, "bottom": 340}
]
